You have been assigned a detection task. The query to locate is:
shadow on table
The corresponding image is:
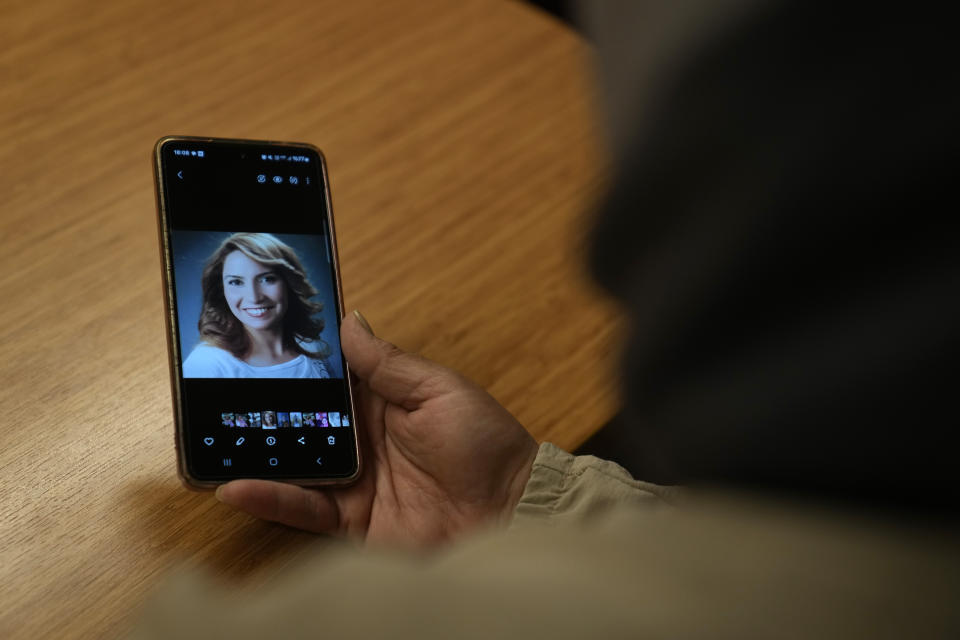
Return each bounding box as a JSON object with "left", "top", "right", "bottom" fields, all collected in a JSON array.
[{"left": 120, "top": 478, "right": 329, "bottom": 584}]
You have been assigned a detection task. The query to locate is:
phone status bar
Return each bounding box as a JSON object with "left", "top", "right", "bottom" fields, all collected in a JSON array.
[
  {"left": 261, "top": 154, "right": 310, "bottom": 163},
  {"left": 167, "top": 149, "right": 310, "bottom": 163}
]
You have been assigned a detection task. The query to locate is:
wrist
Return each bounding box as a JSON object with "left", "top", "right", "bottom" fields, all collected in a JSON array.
[{"left": 500, "top": 439, "right": 539, "bottom": 524}]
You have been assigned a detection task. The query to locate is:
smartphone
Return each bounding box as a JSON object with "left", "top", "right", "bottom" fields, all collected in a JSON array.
[{"left": 153, "top": 136, "right": 360, "bottom": 488}]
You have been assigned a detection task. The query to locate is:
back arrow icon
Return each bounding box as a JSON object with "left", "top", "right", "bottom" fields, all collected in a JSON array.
[
  {"left": 177, "top": 170, "right": 184, "bottom": 179},
  {"left": 297, "top": 437, "right": 305, "bottom": 445}
]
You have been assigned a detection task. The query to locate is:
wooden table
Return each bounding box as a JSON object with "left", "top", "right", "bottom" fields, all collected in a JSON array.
[{"left": 0, "top": 1, "right": 617, "bottom": 637}]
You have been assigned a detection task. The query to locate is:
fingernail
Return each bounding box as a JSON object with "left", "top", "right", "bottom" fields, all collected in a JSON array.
[
  {"left": 214, "top": 485, "right": 225, "bottom": 501},
  {"left": 353, "top": 309, "right": 374, "bottom": 335}
]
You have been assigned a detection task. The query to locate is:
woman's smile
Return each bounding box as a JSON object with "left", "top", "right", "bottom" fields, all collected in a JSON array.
[{"left": 243, "top": 305, "right": 275, "bottom": 318}]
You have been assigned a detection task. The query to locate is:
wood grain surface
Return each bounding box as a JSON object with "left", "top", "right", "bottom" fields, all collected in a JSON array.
[{"left": 0, "top": 1, "right": 618, "bottom": 638}]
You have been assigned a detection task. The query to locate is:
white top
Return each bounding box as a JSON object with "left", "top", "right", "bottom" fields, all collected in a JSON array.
[{"left": 182, "top": 343, "right": 333, "bottom": 379}]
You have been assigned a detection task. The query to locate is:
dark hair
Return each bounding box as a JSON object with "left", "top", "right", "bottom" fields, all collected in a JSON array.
[{"left": 198, "top": 233, "right": 330, "bottom": 359}]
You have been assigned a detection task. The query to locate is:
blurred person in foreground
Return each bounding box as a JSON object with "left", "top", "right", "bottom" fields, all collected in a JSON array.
[{"left": 130, "top": 2, "right": 959, "bottom": 638}]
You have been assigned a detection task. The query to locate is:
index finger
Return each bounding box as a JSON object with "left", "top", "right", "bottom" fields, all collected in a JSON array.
[{"left": 341, "top": 311, "right": 458, "bottom": 410}]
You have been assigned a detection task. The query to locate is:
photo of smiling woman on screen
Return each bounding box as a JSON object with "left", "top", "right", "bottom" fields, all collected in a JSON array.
[{"left": 181, "top": 232, "right": 334, "bottom": 378}]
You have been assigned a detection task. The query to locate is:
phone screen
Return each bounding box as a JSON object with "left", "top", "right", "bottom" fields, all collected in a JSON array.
[{"left": 155, "top": 138, "right": 359, "bottom": 485}]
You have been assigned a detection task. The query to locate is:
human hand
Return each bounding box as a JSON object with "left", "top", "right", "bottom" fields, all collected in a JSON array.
[{"left": 215, "top": 311, "right": 539, "bottom": 546}]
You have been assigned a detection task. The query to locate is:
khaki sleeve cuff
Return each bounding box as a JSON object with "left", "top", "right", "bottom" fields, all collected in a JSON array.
[{"left": 513, "top": 442, "right": 674, "bottom": 526}]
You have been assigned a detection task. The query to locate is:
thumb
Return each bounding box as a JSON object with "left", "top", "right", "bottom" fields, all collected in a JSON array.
[{"left": 341, "top": 311, "right": 456, "bottom": 410}]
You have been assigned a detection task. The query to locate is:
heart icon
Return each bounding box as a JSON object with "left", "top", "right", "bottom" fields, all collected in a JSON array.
[{"left": 203, "top": 437, "right": 214, "bottom": 446}]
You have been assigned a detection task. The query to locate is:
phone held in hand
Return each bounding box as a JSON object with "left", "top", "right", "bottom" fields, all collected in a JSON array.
[{"left": 153, "top": 136, "right": 360, "bottom": 489}]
